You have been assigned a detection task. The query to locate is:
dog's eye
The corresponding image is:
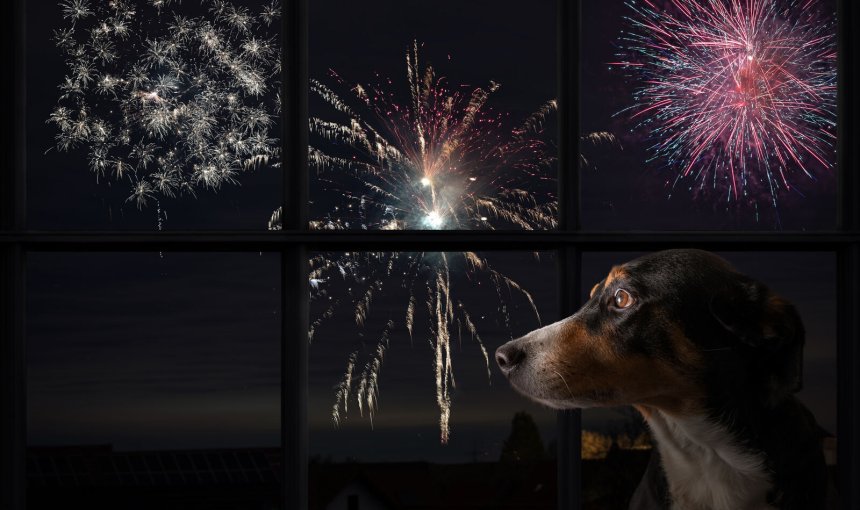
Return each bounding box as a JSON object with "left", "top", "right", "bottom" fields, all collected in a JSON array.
[{"left": 613, "top": 289, "right": 635, "bottom": 309}]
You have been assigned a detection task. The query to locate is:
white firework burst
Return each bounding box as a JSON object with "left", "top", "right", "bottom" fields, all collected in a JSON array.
[{"left": 49, "top": 0, "right": 282, "bottom": 210}]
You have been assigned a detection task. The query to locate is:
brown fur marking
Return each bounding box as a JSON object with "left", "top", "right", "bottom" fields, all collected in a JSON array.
[
  {"left": 667, "top": 322, "right": 704, "bottom": 369},
  {"left": 547, "top": 316, "right": 704, "bottom": 416},
  {"left": 604, "top": 266, "right": 627, "bottom": 286}
]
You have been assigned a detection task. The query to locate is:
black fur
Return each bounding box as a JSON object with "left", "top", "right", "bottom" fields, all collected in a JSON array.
[
  {"left": 569, "top": 250, "right": 829, "bottom": 509},
  {"left": 622, "top": 250, "right": 830, "bottom": 509}
]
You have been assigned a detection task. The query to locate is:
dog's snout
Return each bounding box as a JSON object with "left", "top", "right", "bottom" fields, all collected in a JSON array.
[{"left": 495, "top": 342, "right": 526, "bottom": 374}]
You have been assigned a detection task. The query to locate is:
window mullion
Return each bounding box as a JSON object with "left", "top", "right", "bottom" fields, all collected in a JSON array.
[
  {"left": 837, "top": 1, "right": 860, "bottom": 506},
  {"left": 282, "top": 0, "right": 310, "bottom": 509},
  {"left": 1, "top": 0, "right": 26, "bottom": 509},
  {"left": 558, "top": 1, "right": 583, "bottom": 509},
  {"left": 283, "top": 246, "right": 309, "bottom": 510},
  {"left": 837, "top": 245, "right": 860, "bottom": 509},
  {"left": 283, "top": 0, "right": 309, "bottom": 231},
  {"left": 558, "top": 0, "right": 580, "bottom": 232},
  {"left": 558, "top": 248, "right": 583, "bottom": 510},
  {"left": 2, "top": 0, "right": 25, "bottom": 232},
  {"left": 0, "top": 246, "right": 25, "bottom": 510},
  {"left": 838, "top": 0, "right": 859, "bottom": 232}
]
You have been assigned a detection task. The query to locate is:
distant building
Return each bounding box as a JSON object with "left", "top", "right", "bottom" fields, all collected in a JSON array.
[
  {"left": 26, "top": 443, "right": 691, "bottom": 510},
  {"left": 27, "top": 445, "right": 281, "bottom": 510},
  {"left": 309, "top": 460, "right": 556, "bottom": 510}
]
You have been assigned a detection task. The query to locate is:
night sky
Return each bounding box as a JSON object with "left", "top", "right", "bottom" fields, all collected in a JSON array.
[
  {"left": 23, "top": 0, "right": 837, "bottom": 472},
  {"left": 27, "top": 252, "right": 283, "bottom": 450}
]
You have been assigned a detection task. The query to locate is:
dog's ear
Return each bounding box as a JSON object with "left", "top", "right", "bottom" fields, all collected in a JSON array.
[
  {"left": 759, "top": 294, "right": 805, "bottom": 396},
  {"left": 709, "top": 277, "right": 805, "bottom": 400}
]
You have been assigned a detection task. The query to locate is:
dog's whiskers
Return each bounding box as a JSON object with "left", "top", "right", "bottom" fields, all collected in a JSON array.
[{"left": 553, "top": 369, "right": 575, "bottom": 400}]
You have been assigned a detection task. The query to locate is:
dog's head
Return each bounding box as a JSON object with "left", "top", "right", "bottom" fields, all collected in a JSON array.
[{"left": 495, "top": 249, "right": 804, "bottom": 415}]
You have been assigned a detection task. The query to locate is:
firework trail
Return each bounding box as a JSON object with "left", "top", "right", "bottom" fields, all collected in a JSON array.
[
  {"left": 49, "top": 0, "right": 282, "bottom": 211},
  {"left": 614, "top": 0, "right": 836, "bottom": 212},
  {"left": 310, "top": 251, "right": 543, "bottom": 444},
  {"left": 307, "top": 42, "right": 555, "bottom": 443}
]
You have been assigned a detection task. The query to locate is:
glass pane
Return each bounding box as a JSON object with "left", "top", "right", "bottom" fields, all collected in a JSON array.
[
  {"left": 27, "top": 252, "right": 281, "bottom": 509},
  {"left": 28, "top": 1, "right": 283, "bottom": 230},
  {"left": 580, "top": 0, "right": 837, "bottom": 230},
  {"left": 309, "top": 251, "right": 558, "bottom": 508},
  {"left": 580, "top": 251, "right": 837, "bottom": 509},
  {"left": 308, "top": 1, "right": 558, "bottom": 231}
]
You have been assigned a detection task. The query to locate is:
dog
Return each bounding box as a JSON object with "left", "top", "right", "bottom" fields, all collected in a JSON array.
[{"left": 495, "top": 249, "right": 832, "bottom": 510}]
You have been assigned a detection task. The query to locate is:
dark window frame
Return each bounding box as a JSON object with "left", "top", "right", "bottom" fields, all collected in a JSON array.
[{"left": 2, "top": 1, "right": 859, "bottom": 510}]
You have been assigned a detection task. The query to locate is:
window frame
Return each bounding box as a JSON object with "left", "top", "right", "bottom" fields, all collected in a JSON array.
[{"left": 2, "top": 1, "right": 859, "bottom": 510}]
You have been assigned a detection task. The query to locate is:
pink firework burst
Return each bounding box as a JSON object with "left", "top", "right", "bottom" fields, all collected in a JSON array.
[{"left": 615, "top": 0, "right": 836, "bottom": 211}]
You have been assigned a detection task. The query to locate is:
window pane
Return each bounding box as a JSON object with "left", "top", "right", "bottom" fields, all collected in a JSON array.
[
  {"left": 579, "top": 251, "right": 837, "bottom": 509},
  {"left": 308, "top": 1, "right": 558, "bottom": 231},
  {"left": 28, "top": 1, "right": 283, "bottom": 230},
  {"left": 309, "top": 251, "right": 558, "bottom": 508},
  {"left": 580, "top": 0, "right": 837, "bottom": 230},
  {"left": 27, "top": 252, "right": 281, "bottom": 509}
]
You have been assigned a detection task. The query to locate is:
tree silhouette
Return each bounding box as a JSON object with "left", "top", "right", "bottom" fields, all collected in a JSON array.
[{"left": 500, "top": 411, "right": 545, "bottom": 463}]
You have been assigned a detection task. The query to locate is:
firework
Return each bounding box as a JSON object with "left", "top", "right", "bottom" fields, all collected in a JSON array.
[
  {"left": 307, "top": 42, "right": 556, "bottom": 443},
  {"left": 614, "top": 0, "right": 836, "bottom": 211},
  {"left": 49, "top": 0, "right": 282, "bottom": 210},
  {"left": 309, "top": 40, "right": 558, "bottom": 230},
  {"left": 310, "top": 251, "right": 543, "bottom": 444}
]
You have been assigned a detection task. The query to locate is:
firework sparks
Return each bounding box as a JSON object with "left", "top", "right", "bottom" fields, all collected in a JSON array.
[
  {"left": 306, "top": 42, "right": 556, "bottom": 443},
  {"left": 309, "top": 40, "right": 558, "bottom": 230},
  {"left": 310, "top": 251, "right": 543, "bottom": 444},
  {"left": 49, "top": 0, "right": 282, "bottom": 211},
  {"left": 614, "top": 0, "right": 836, "bottom": 212}
]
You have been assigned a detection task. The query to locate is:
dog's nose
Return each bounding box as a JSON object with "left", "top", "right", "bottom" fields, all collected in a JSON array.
[{"left": 495, "top": 342, "right": 526, "bottom": 374}]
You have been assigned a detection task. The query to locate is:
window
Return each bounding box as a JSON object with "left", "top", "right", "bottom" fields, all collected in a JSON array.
[
  {"left": 2, "top": 2, "right": 859, "bottom": 510},
  {"left": 309, "top": 251, "right": 560, "bottom": 508},
  {"left": 308, "top": 0, "right": 557, "bottom": 232},
  {"left": 580, "top": 0, "right": 839, "bottom": 231},
  {"left": 27, "top": 253, "right": 281, "bottom": 509},
  {"left": 27, "top": 1, "right": 283, "bottom": 230}
]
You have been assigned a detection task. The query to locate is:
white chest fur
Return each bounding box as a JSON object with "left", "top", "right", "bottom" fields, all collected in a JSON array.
[{"left": 645, "top": 411, "right": 775, "bottom": 510}]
